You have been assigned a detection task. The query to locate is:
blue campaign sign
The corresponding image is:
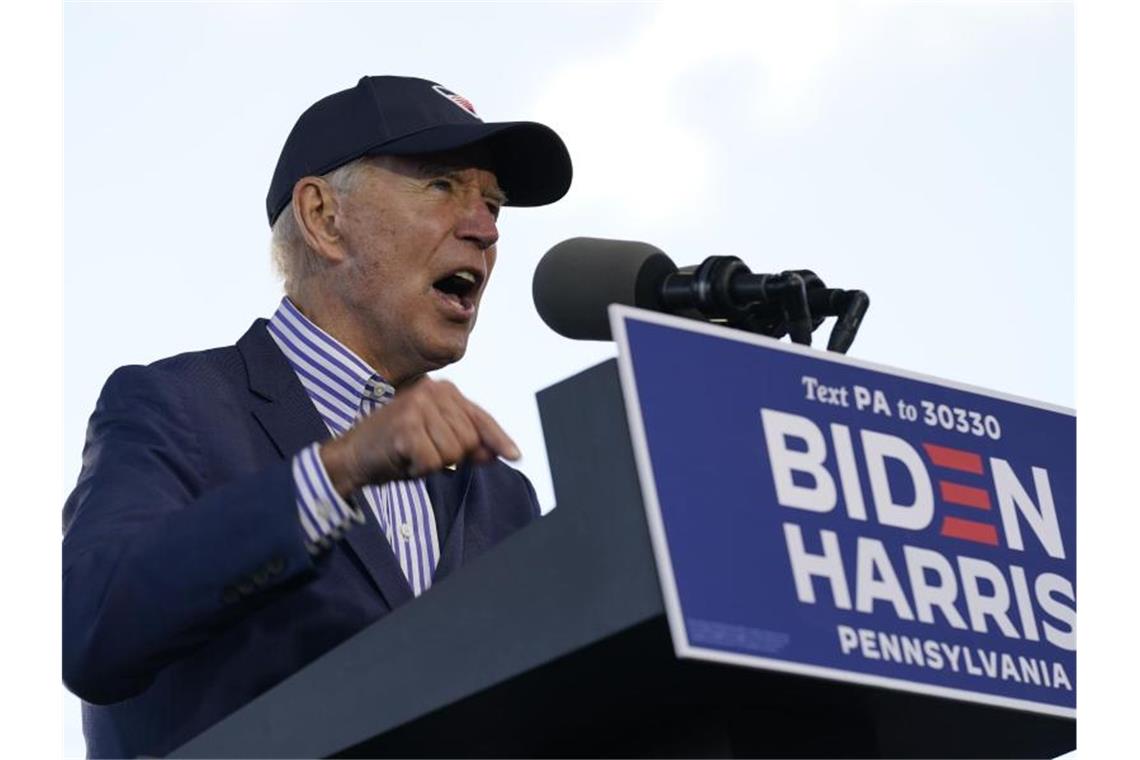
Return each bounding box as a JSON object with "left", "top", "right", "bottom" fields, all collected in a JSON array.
[{"left": 610, "top": 306, "right": 1075, "bottom": 718}]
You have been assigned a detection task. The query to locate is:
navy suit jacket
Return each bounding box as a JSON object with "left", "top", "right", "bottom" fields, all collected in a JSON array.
[{"left": 62, "top": 319, "right": 541, "bottom": 759}]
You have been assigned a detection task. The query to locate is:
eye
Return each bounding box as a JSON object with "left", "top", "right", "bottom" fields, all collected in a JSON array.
[
  {"left": 485, "top": 200, "right": 501, "bottom": 220},
  {"left": 428, "top": 177, "right": 454, "bottom": 192}
]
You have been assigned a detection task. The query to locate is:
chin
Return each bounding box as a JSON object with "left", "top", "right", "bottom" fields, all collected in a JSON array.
[
  {"left": 413, "top": 319, "right": 474, "bottom": 373},
  {"left": 423, "top": 340, "right": 468, "bottom": 372}
]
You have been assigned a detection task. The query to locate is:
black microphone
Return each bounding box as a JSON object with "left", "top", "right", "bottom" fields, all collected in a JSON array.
[
  {"left": 532, "top": 237, "right": 869, "bottom": 353},
  {"left": 532, "top": 237, "right": 676, "bottom": 341}
]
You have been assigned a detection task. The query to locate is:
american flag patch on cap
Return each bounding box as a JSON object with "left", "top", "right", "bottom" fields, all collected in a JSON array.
[{"left": 431, "top": 84, "right": 479, "bottom": 118}]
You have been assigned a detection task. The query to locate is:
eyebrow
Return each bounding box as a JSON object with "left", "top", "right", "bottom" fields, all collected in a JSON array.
[{"left": 415, "top": 161, "right": 508, "bottom": 205}]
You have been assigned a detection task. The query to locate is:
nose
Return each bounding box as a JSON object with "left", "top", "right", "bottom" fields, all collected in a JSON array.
[{"left": 456, "top": 192, "right": 500, "bottom": 251}]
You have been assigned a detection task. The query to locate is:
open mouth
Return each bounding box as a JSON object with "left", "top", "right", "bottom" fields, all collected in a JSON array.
[{"left": 432, "top": 269, "right": 482, "bottom": 315}]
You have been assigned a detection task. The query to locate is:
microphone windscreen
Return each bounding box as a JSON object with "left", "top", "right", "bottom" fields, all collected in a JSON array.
[{"left": 532, "top": 237, "right": 677, "bottom": 340}]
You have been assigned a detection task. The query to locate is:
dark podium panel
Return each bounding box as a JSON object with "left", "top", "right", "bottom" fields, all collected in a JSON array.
[{"left": 173, "top": 360, "right": 1074, "bottom": 758}]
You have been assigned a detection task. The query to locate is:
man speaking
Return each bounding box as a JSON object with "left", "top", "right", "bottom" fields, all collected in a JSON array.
[{"left": 62, "top": 76, "right": 572, "bottom": 758}]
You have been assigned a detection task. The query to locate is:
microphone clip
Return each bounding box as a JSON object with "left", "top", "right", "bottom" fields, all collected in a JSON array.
[{"left": 658, "top": 256, "right": 869, "bottom": 354}]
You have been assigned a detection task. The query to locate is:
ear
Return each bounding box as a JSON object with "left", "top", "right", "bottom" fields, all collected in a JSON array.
[{"left": 292, "top": 176, "right": 347, "bottom": 264}]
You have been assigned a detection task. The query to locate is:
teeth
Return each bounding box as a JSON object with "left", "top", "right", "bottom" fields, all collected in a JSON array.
[{"left": 454, "top": 271, "right": 477, "bottom": 285}]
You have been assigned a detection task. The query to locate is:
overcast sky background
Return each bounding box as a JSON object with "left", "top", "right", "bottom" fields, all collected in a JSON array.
[{"left": 63, "top": 2, "right": 1072, "bottom": 755}]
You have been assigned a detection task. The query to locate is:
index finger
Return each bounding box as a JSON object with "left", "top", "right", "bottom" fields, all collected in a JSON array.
[{"left": 463, "top": 400, "right": 520, "bottom": 461}]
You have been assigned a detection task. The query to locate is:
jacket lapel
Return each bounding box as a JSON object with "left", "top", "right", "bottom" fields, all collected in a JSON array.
[
  {"left": 236, "top": 319, "right": 413, "bottom": 609},
  {"left": 427, "top": 463, "right": 472, "bottom": 582},
  {"left": 343, "top": 494, "right": 414, "bottom": 609}
]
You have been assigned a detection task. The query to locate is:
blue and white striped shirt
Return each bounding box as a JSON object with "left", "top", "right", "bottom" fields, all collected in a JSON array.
[{"left": 266, "top": 297, "right": 441, "bottom": 596}]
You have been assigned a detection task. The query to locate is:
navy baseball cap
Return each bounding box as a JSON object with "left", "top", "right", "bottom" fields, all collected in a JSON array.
[{"left": 266, "top": 76, "right": 573, "bottom": 226}]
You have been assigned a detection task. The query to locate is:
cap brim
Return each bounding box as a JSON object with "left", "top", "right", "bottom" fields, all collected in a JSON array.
[{"left": 366, "top": 121, "right": 572, "bottom": 207}]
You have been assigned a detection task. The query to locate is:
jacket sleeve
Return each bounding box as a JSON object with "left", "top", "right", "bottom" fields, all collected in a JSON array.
[
  {"left": 518, "top": 468, "right": 543, "bottom": 519},
  {"left": 62, "top": 364, "right": 318, "bottom": 705}
]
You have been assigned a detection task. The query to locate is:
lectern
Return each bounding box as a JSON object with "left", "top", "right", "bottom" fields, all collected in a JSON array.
[{"left": 173, "top": 313, "right": 1075, "bottom": 759}]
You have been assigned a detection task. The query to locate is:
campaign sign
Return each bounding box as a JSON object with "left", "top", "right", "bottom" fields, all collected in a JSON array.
[{"left": 610, "top": 306, "right": 1075, "bottom": 718}]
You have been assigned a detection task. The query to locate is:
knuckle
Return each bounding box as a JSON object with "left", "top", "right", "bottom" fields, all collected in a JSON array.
[
  {"left": 407, "top": 392, "right": 433, "bottom": 414},
  {"left": 459, "top": 424, "right": 480, "bottom": 450},
  {"left": 389, "top": 432, "right": 409, "bottom": 459}
]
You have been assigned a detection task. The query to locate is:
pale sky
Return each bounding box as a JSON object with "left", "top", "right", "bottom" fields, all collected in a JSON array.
[{"left": 62, "top": 2, "right": 1073, "bottom": 755}]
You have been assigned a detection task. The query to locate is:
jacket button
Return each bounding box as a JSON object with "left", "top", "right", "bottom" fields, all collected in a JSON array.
[
  {"left": 236, "top": 580, "right": 256, "bottom": 596},
  {"left": 267, "top": 557, "right": 285, "bottom": 575},
  {"left": 252, "top": 568, "right": 270, "bottom": 586},
  {"left": 222, "top": 586, "right": 240, "bottom": 604}
]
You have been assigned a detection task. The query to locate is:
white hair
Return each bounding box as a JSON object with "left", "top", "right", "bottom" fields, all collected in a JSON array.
[{"left": 269, "top": 157, "right": 375, "bottom": 296}]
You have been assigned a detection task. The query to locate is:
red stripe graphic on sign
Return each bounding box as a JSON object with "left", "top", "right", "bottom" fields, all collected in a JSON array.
[
  {"left": 923, "top": 443, "right": 984, "bottom": 474},
  {"left": 940, "top": 516, "right": 999, "bottom": 545},
  {"left": 939, "top": 481, "right": 992, "bottom": 510}
]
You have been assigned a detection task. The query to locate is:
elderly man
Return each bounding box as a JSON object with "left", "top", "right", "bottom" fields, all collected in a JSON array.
[{"left": 62, "top": 76, "right": 571, "bottom": 758}]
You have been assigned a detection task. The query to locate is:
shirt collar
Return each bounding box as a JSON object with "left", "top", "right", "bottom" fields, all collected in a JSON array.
[{"left": 266, "top": 297, "right": 395, "bottom": 429}]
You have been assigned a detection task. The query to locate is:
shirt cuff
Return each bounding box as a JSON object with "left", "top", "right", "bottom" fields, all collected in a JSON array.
[{"left": 291, "top": 442, "right": 366, "bottom": 552}]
